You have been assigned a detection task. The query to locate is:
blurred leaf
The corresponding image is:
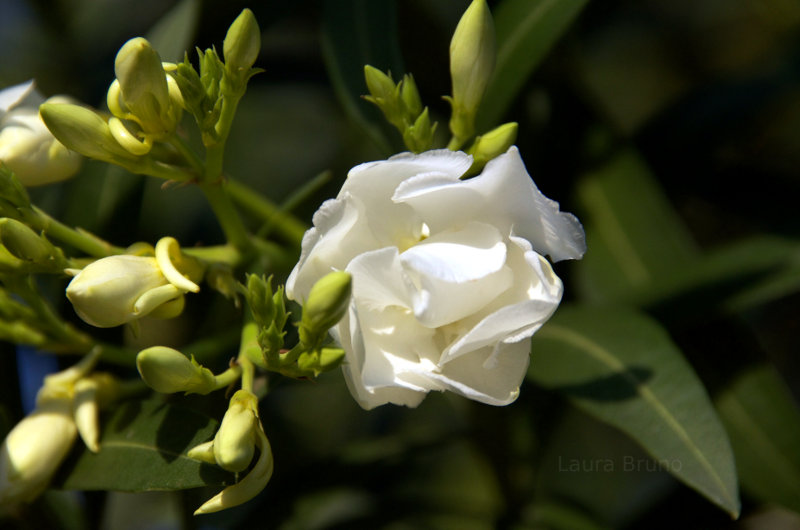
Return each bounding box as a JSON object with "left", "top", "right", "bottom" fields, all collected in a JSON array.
[
  {"left": 716, "top": 365, "right": 800, "bottom": 513},
  {"left": 56, "top": 399, "right": 232, "bottom": 491},
  {"left": 145, "top": 0, "right": 200, "bottom": 62},
  {"left": 320, "top": 0, "right": 402, "bottom": 154},
  {"left": 529, "top": 305, "right": 740, "bottom": 517},
  {"left": 574, "top": 150, "right": 698, "bottom": 303},
  {"left": 525, "top": 500, "right": 613, "bottom": 530},
  {"left": 477, "top": 0, "right": 589, "bottom": 132}
]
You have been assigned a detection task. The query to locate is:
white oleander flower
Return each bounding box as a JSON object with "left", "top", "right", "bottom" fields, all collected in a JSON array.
[
  {"left": 286, "top": 146, "right": 586, "bottom": 409},
  {"left": 0, "top": 80, "right": 81, "bottom": 186}
]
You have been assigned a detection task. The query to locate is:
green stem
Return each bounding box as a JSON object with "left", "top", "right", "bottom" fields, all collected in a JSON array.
[
  {"left": 182, "top": 244, "right": 242, "bottom": 267},
  {"left": 239, "top": 356, "right": 255, "bottom": 393},
  {"left": 199, "top": 181, "right": 252, "bottom": 252},
  {"left": 227, "top": 180, "right": 308, "bottom": 248},
  {"left": 213, "top": 364, "right": 243, "bottom": 390},
  {"left": 168, "top": 135, "right": 204, "bottom": 174},
  {"left": 27, "top": 207, "right": 124, "bottom": 257}
]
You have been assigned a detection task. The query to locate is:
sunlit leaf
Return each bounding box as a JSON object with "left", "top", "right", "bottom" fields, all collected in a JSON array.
[
  {"left": 716, "top": 365, "right": 800, "bottom": 513},
  {"left": 56, "top": 399, "right": 232, "bottom": 491},
  {"left": 529, "top": 306, "right": 740, "bottom": 517},
  {"left": 477, "top": 0, "right": 589, "bottom": 131}
]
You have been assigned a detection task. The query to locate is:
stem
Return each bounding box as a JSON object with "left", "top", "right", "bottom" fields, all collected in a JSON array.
[
  {"left": 27, "top": 207, "right": 124, "bottom": 257},
  {"left": 239, "top": 356, "right": 255, "bottom": 393},
  {"left": 227, "top": 180, "right": 308, "bottom": 247},
  {"left": 182, "top": 244, "right": 242, "bottom": 267},
  {"left": 199, "top": 181, "right": 252, "bottom": 252},
  {"left": 256, "top": 170, "right": 330, "bottom": 240},
  {"left": 213, "top": 364, "right": 243, "bottom": 390}
]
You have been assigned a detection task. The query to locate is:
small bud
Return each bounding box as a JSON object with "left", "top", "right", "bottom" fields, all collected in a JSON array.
[
  {"left": 245, "top": 274, "right": 275, "bottom": 327},
  {"left": 195, "top": 423, "right": 273, "bottom": 514},
  {"left": 0, "top": 396, "right": 77, "bottom": 506},
  {"left": 223, "top": 9, "right": 261, "bottom": 75},
  {"left": 0, "top": 218, "right": 55, "bottom": 264},
  {"left": 136, "top": 346, "right": 216, "bottom": 394},
  {"left": 299, "top": 271, "right": 352, "bottom": 349},
  {"left": 66, "top": 255, "right": 183, "bottom": 328},
  {"left": 402, "top": 107, "right": 437, "bottom": 154},
  {"left": 466, "top": 122, "right": 518, "bottom": 168},
  {"left": 0, "top": 164, "right": 31, "bottom": 211},
  {"left": 114, "top": 38, "right": 175, "bottom": 134},
  {"left": 399, "top": 74, "right": 422, "bottom": 117},
  {"left": 449, "top": 0, "right": 495, "bottom": 143},
  {"left": 73, "top": 378, "right": 100, "bottom": 452},
  {"left": 213, "top": 390, "right": 258, "bottom": 473},
  {"left": 39, "top": 103, "right": 138, "bottom": 163},
  {"left": 363, "top": 66, "right": 404, "bottom": 130}
]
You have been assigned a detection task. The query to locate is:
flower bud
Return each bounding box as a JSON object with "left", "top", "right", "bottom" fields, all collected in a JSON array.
[
  {"left": 399, "top": 74, "right": 423, "bottom": 117},
  {"left": 39, "top": 102, "right": 137, "bottom": 163},
  {"left": 195, "top": 422, "right": 273, "bottom": 514},
  {"left": 114, "top": 38, "right": 175, "bottom": 134},
  {"left": 363, "top": 66, "right": 404, "bottom": 129},
  {"left": 299, "top": 271, "right": 352, "bottom": 349},
  {"left": 136, "top": 346, "right": 216, "bottom": 394},
  {"left": 0, "top": 164, "right": 31, "bottom": 211},
  {"left": 0, "top": 94, "right": 82, "bottom": 186},
  {"left": 402, "top": 107, "right": 436, "bottom": 154},
  {"left": 65, "top": 255, "right": 183, "bottom": 328},
  {"left": 448, "top": 0, "right": 495, "bottom": 142},
  {"left": 72, "top": 378, "right": 100, "bottom": 452},
  {"left": 0, "top": 218, "right": 55, "bottom": 264},
  {"left": 467, "top": 122, "right": 518, "bottom": 168},
  {"left": 223, "top": 9, "right": 261, "bottom": 75},
  {"left": 0, "top": 396, "right": 77, "bottom": 506},
  {"left": 213, "top": 390, "right": 258, "bottom": 472}
]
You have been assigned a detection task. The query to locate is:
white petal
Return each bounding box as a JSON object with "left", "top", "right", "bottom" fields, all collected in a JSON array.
[
  {"left": 394, "top": 146, "right": 586, "bottom": 262},
  {"left": 399, "top": 222, "right": 512, "bottom": 328},
  {"left": 0, "top": 80, "right": 36, "bottom": 115},
  {"left": 440, "top": 235, "right": 562, "bottom": 364}
]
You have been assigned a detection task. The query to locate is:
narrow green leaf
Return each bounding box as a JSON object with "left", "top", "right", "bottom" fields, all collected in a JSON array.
[
  {"left": 320, "top": 0, "right": 402, "bottom": 154},
  {"left": 55, "top": 399, "right": 232, "bottom": 491},
  {"left": 145, "top": 0, "right": 200, "bottom": 62},
  {"left": 716, "top": 365, "right": 800, "bottom": 513},
  {"left": 529, "top": 306, "right": 740, "bottom": 517},
  {"left": 477, "top": 0, "right": 589, "bottom": 131},
  {"left": 574, "top": 150, "right": 699, "bottom": 303}
]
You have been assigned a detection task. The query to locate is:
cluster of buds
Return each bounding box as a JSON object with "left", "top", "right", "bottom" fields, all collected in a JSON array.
[
  {"left": 0, "top": 80, "right": 82, "bottom": 186},
  {"left": 0, "top": 349, "right": 118, "bottom": 506},
  {"left": 65, "top": 236, "right": 204, "bottom": 328},
  {"left": 363, "top": 67, "right": 436, "bottom": 153},
  {"left": 187, "top": 390, "right": 273, "bottom": 514},
  {"left": 244, "top": 271, "right": 350, "bottom": 378}
]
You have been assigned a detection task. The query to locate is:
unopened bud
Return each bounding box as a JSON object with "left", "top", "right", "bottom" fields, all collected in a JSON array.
[
  {"left": 399, "top": 74, "right": 422, "bottom": 117},
  {"left": 0, "top": 164, "right": 31, "bottom": 211},
  {"left": 467, "top": 122, "right": 518, "bottom": 168},
  {"left": 299, "top": 271, "right": 351, "bottom": 348},
  {"left": 136, "top": 346, "right": 216, "bottom": 394},
  {"left": 449, "top": 0, "right": 495, "bottom": 142},
  {"left": 114, "top": 38, "right": 174, "bottom": 134},
  {"left": 402, "top": 107, "right": 436, "bottom": 153},
  {"left": 73, "top": 378, "right": 100, "bottom": 452},
  {"left": 213, "top": 390, "right": 258, "bottom": 472},
  {"left": 0, "top": 218, "right": 54, "bottom": 264},
  {"left": 39, "top": 103, "right": 137, "bottom": 163},
  {"left": 223, "top": 9, "right": 261, "bottom": 75}
]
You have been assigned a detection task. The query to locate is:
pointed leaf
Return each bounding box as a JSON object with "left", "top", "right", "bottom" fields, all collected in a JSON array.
[
  {"left": 529, "top": 306, "right": 740, "bottom": 517},
  {"left": 716, "top": 365, "right": 800, "bottom": 513},
  {"left": 477, "top": 0, "right": 589, "bottom": 131},
  {"left": 55, "top": 399, "right": 233, "bottom": 491},
  {"left": 320, "top": 0, "right": 402, "bottom": 154}
]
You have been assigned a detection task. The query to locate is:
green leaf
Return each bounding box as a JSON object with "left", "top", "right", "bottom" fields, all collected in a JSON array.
[
  {"left": 145, "top": 0, "right": 200, "bottom": 62},
  {"left": 574, "top": 150, "right": 698, "bottom": 303},
  {"left": 716, "top": 365, "right": 800, "bottom": 513},
  {"left": 477, "top": 0, "right": 589, "bottom": 131},
  {"left": 529, "top": 306, "right": 740, "bottom": 517},
  {"left": 320, "top": 0, "right": 403, "bottom": 155},
  {"left": 55, "top": 399, "right": 232, "bottom": 491}
]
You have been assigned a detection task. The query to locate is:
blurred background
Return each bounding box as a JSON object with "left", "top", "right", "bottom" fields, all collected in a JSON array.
[{"left": 1, "top": 0, "right": 799, "bottom": 528}]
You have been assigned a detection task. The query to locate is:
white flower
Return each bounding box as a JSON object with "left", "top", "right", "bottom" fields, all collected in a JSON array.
[
  {"left": 0, "top": 80, "right": 82, "bottom": 186},
  {"left": 286, "top": 146, "right": 585, "bottom": 409}
]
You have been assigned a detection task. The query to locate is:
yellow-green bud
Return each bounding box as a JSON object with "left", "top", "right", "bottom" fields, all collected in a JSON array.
[
  {"left": 213, "top": 390, "right": 258, "bottom": 472},
  {"left": 223, "top": 9, "right": 261, "bottom": 75},
  {"left": 467, "top": 122, "right": 518, "bottom": 168},
  {"left": 114, "top": 38, "right": 175, "bottom": 134},
  {"left": 0, "top": 395, "right": 77, "bottom": 506},
  {"left": 136, "top": 346, "right": 216, "bottom": 394},
  {"left": 400, "top": 74, "right": 422, "bottom": 117},
  {"left": 299, "top": 271, "right": 352, "bottom": 348},
  {"left": 73, "top": 378, "right": 100, "bottom": 452},
  {"left": 363, "top": 66, "right": 404, "bottom": 130},
  {"left": 0, "top": 218, "right": 54, "bottom": 264},
  {"left": 66, "top": 255, "right": 183, "bottom": 328},
  {"left": 0, "top": 164, "right": 31, "bottom": 210},
  {"left": 449, "top": 0, "right": 495, "bottom": 142},
  {"left": 402, "top": 107, "right": 436, "bottom": 154},
  {"left": 39, "top": 103, "right": 137, "bottom": 163}
]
